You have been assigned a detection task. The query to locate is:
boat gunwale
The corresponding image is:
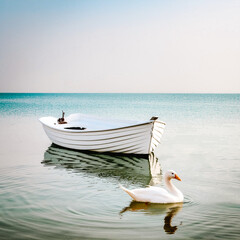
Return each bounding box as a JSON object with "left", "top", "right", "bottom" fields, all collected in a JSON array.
[{"left": 40, "top": 118, "right": 165, "bottom": 134}]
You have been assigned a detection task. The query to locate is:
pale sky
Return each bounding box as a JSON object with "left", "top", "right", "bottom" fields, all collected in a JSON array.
[{"left": 0, "top": 0, "right": 240, "bottom": 93}]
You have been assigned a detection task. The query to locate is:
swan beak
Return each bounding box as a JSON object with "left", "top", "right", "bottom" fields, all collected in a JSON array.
[{"left": 175, "top": 174, "right": 181, "bottom": 181}]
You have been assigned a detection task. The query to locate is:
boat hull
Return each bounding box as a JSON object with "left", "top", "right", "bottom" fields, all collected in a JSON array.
[{"left": 39, "top": 115, "right": 165, "bottom": 155}]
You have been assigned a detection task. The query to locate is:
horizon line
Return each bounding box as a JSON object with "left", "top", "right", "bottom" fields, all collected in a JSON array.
[{"left": 0, "top": 92, "right": 239, "bottom": 94}]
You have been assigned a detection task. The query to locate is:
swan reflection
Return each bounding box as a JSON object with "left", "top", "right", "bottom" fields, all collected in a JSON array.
[
  {"left": 120, "top": 201, "right": 183, "bottom": 234},
  {"left": 42, "top": 144, "right": 162, "bottom": 186},
  {"left": 42, "top": 145, "right": 180, "bottom": 234}
]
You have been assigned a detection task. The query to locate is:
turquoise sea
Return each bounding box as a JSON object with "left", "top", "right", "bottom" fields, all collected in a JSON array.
[{"left": 0, "top": 93, "right": 239, "bottom": 239}]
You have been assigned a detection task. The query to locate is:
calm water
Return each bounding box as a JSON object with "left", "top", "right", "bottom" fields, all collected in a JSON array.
[{"left": 0, "top": 93, "right": 240, "bottom": 239}]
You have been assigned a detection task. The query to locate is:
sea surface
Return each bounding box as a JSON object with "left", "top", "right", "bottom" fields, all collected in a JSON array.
[{"left": 0, "top": 93, "right": 239, "bottom": 240}]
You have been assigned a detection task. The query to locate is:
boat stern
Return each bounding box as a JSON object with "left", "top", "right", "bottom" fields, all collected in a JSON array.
[{"left": 149, "top": 118, "right": 166, "bottom": 153}]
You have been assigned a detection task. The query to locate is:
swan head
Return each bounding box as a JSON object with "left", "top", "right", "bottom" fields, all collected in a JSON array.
[{"left": 165, "top": 170, "right": 181, "bottom": 181}]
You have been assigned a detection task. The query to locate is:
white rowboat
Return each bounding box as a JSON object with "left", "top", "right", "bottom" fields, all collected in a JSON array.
[{"left": 39, "top": 113, "right": 165, "bottom": 155}]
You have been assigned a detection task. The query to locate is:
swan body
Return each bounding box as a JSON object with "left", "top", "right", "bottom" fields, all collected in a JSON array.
[{"left": 120, "top": 170, "right": 184, "bottom": 203}]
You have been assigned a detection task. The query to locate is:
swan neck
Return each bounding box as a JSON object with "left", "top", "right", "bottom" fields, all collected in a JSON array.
[{"left": 164, "top": 176, "right": 179, "bottom": 194}]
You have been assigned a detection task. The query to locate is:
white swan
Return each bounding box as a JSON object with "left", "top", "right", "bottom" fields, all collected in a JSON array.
[{"left": 120, "top": 170, "right": 184, "bottom": 203}]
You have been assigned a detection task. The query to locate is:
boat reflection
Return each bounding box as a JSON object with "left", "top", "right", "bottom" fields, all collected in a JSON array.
[
  {"left": 42, "top": 144, "right": 162, "bottom": 186},
  {"left": 120, "top": 201, "right": 183, "bottom": 234}
]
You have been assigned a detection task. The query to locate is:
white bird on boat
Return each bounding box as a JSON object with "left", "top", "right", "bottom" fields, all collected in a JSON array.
[{"left": 120, "top": 170, "right": 184, "bottom": 203}]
